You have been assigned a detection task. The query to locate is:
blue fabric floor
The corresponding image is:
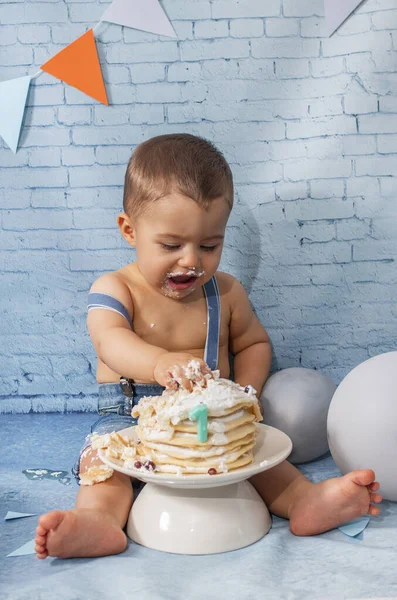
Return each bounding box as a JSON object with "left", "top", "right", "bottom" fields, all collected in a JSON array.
[{"left": 1, "top": 413, "right": 397, "bottom": 600}]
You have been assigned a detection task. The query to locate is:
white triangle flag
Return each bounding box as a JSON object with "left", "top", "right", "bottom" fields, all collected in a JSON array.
[
  {"left": 101, "top": 0, "right": 176, "bottom": 38},
  {"left": 5, "top": 511, "right": 36, "bottom": 520},
  {"left": 324, "top": 0, "right": 366, "bottom": 37},
  {"left": 0, "top": 75, "right": 31, "bottom": 153}
]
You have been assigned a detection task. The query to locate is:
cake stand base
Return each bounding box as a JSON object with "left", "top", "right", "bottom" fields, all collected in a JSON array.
[{"left": 127, "top": 480, "right": 271, "bottom": 555}]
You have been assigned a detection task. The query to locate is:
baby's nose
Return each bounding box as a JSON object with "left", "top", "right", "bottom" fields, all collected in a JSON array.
[{"left": 179, "top": 247, "right": 200, "bottom": 268}]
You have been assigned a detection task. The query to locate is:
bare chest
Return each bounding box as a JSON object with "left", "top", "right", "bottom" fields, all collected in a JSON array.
[{"left": 131, "top": 292, "right": 229, "bottom": 354}]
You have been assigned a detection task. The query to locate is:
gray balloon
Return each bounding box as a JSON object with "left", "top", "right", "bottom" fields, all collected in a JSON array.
[
  {"left": 260, "top": 368, "right": 336, "bottom": 464},
  {"left": 327, "top": 352, "right": 397, "bottom": 502}
]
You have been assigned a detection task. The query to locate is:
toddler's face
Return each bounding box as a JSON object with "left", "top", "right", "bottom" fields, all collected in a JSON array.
[{"left": 132, "top": 192, "right": 230, "bottom": 299}]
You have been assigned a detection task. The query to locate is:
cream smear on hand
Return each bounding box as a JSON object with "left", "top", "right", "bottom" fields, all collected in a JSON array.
[{"left": 134, "top": 366, "right": 260, "bottom": 442}]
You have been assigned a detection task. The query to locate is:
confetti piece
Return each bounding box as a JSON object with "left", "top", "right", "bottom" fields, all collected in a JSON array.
[
  {"left": 7, "top": 539, "right": 36, "bottom": 557},
  {"left": 338, "top": 516, "right": 370, "bottom": 538},
  {"left": 4, "top": 511, "right": 36, "bottom": 521}
]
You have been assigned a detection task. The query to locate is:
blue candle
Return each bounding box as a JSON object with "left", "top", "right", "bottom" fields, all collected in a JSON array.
[{"left": 189, "top": 404, "right": 208, "bottom": 443}]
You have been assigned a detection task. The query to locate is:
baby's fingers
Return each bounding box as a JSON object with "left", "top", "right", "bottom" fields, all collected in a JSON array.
[
  {"left": 165, "top": 375, "right": 178, "bottom": 390},
  {"left": 200, "top": 361, "right": 212, "bottom": 375},
  {"left": 182, "top": 379, "right": 194, "bottom": 391},
  {"left": 167, "top": 365, "right": 194, "bottom": 390},
  {"left": 193, "top": 366, "right": 212, "bottom": 388},
  {"left": 164, "top": 359, "right": 213, "bottom": 391}
]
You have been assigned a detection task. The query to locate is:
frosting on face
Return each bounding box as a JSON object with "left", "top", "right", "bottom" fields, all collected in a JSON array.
[{"left": 160, "top": 269, "right": 206, "bottom": 298}]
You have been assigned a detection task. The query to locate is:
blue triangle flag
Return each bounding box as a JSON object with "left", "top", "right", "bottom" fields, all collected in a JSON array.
[{"left": 0, "top": 75, "right": 31, "bottom": 153}]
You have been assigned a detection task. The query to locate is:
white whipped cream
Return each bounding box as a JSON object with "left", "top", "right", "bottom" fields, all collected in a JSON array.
[{"left": 133, "top": 370, "right": 258, "bottom": 429}]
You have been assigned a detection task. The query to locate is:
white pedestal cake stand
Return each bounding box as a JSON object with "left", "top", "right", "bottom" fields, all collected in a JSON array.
[{"left": 99, "top": 423, "right": 292, "bottom": 555}]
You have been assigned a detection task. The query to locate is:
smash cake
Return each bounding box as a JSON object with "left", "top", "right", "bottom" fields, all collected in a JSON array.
[{"left": 84, "top": 363, "right": 262, "bottom": 484}]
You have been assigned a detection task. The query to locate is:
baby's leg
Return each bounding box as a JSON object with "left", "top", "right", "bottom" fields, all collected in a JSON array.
[
  {"left": 250, "top": 460, "right": 382, "bottom": 536},
  {"left": 35, "top": 446, "right": 133, "bottom": 559}
]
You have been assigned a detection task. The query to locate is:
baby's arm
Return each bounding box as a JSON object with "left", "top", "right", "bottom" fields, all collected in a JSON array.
[
  {"left": 225, "top": 274, "right": 271, "bottom": 396},
  {"left": 87, "top": 274, "right": 208, "bottom": 387}
]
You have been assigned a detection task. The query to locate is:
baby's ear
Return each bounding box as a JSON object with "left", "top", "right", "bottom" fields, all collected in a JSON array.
[{"left": 117, "top": 212, "right": 136, "bottom": 247}]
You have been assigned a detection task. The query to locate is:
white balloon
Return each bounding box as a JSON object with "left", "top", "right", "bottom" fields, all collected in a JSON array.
[
  {"left": 260, "top": 368, "right": 336, "bottom": 464},
  {"left": 327, "top": 352, "right": 397, "bottom": 501}
]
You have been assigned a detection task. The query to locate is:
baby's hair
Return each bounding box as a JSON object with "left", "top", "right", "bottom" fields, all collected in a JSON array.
[{"left": 123, "top": 133, "right": 233, "bottom": 219}]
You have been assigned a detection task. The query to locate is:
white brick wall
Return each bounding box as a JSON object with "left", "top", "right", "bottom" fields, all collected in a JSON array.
[{"left": 1, "top": 0, "right": 397, "bottom": 409}]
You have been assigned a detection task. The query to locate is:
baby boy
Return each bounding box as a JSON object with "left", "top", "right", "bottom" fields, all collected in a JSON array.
[{"left": 35, "top": 133, "right": 381, "bottom": 559}]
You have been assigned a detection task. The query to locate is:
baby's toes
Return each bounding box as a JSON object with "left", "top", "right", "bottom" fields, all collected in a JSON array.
[
  {"left": 35, "top": 537, "right": 48, "bottom": 559},
  {"left": 370, "top": 492, "right": 382, "bottom": 504},
  {"left": 369, "top": 481, "right": 380, "bottom": 492},
  {"left": 368, "top": 504, "right": 381, "bottom": 516},
  {"left": 35, "top": 541, "right": 46, "bottom": 553},
  {"left": 35, "top": 533, "right": 46, "bottom": 545},
  {"left": 351, "top": 469, "right": 375, "bottom": 487},
  {"left": 35, "top": 533, "right": 46, "bottom": 547},
  {"left": 36, "top": 523, "right": 47, "bottom": 536}
]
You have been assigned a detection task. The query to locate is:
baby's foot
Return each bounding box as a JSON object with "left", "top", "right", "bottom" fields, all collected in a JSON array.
[
  {"left": 289, "top": 469, "right": 382, "bottom": 536},
  {"left": 34, "top": 509, "right": 128, "bottom": 559}
]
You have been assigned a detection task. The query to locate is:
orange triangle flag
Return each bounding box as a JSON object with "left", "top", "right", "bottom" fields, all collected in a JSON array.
[{"left": 41, "top": 29, "right": 108, "bottom": 105}]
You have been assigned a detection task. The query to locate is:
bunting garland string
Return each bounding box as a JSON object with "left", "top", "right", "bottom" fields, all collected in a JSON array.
[
  {"left": 0, "top": 0, "right": 175, "bottom": 153},
  {"left": 324, "top": 0, "right": 366, "bottom": 37},
  {"left": 0, "top": 0, "right": 367, "bottom": 153}
]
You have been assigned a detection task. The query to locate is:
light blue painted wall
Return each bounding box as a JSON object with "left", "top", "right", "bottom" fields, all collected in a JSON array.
[{"left": 1, "top": 0, "right": 397, "bottom": 411}]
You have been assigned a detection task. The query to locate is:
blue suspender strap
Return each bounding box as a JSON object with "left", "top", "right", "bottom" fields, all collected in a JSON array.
[
  {"left": 202, "top": 276, "right": 221, "bottom": 371},
  {"left": 87, "top": 293, "right": 132, "bottom": 328}
]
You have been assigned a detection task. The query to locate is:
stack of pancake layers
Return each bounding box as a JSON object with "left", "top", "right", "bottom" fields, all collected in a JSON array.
[{"left": 131, "top": 374, "right": 262, "bottom": 475}]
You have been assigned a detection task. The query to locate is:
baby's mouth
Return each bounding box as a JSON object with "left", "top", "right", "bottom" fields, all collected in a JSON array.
[{"left": 168, "top": 274, "right": 198, "bottom": 291}]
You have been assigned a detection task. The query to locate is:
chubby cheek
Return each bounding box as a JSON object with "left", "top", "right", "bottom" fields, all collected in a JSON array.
[
  {"left": 203, "top": 250, "right": 222, "bottom": 274},
  {"left": 138, "top": 253, "right": 173, "bottom": 284}
]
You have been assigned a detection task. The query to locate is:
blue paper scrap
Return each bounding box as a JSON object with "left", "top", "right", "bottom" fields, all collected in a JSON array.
[
  {"left": 7, "top": 539, "right": 36, "bottom": 557},
  {"left": 5, "top": 511, "right": 36, "bottom": 521},
  {"left": 338, "top": 516, "right": 370, "bottom": 538}
]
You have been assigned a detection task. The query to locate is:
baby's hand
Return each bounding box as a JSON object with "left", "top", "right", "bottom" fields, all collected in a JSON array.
[{"left": 153, "top": 353, "right": 212, "bottom": 390}]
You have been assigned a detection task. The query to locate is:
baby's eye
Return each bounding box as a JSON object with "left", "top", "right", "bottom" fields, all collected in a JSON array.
[
  {"left": 160, "top": 243, "right": 180, "bottom": 251},
  {"left": 201, "top": 245, "right": 218, "bottom": 252}
]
